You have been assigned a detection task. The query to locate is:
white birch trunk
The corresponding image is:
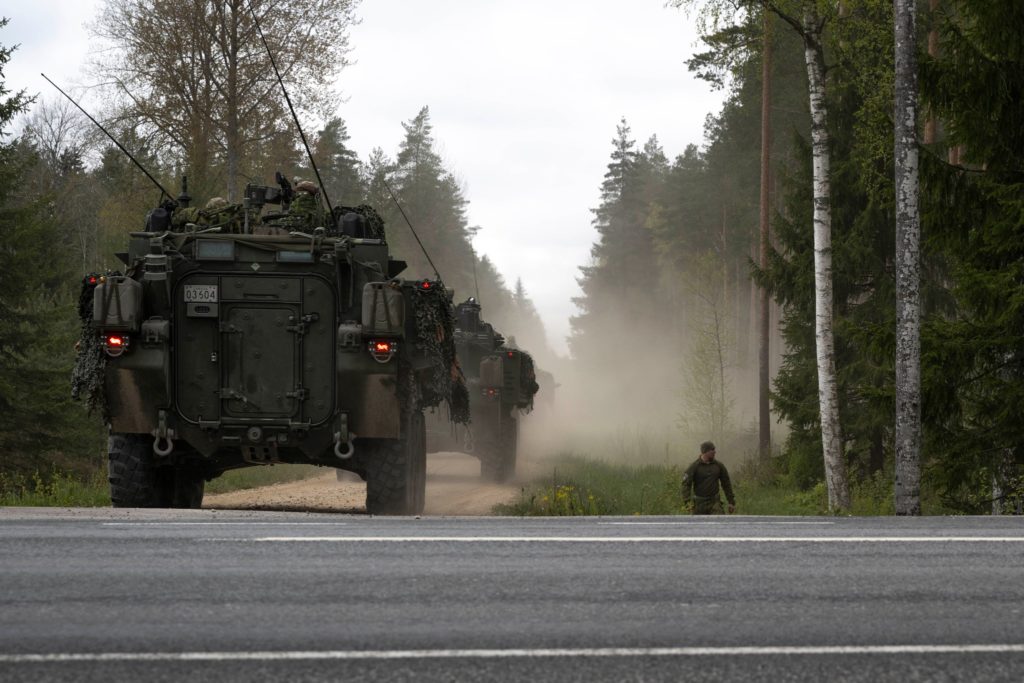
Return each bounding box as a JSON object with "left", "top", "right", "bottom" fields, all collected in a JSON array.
[
  {"left": 803, "top": 9, "right": 849, "bottom": 511},
  {"left": 894, "top": 0, "right": 922, "bottom": 516}
]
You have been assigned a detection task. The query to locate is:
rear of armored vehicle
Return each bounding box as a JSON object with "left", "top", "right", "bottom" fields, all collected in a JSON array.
[
  {"left": 475, "top": 348, "right": 539, "bottom": 482},
  {"left": 90, "top": 227, "right": 441, "bottom": 514},
  {"left": 422, "top": 297, "right": 539, "bottom": 483}
]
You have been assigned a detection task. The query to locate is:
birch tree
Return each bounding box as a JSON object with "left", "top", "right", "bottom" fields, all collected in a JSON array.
[
  {"left": 893, "top": 0, "right": 921, "bottom": 515},
  {"left": 765, "top": 1, "right": 849, "bottom": 510},
  {"left": 674, "top": 0, "right": 849, "bottom": 509}
]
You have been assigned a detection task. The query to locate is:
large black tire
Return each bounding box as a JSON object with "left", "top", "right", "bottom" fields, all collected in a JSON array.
[
  {"left": 480, "top": 414, "right": 518, "bottom": 484},
  {"left": 108, "top": 434, "right": 205, "bottom": 509},
  {"left": 109, "top": 434, "right": 168, "bottom": 507},
  {"left": 364, "top": 410, "right": 426, "bottom": 515}
]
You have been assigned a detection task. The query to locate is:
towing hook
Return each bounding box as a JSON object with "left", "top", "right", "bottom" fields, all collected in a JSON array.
[
  {"left": 153, "top": 435, "right": 174, "bottom": 457},
  {"left": 334, "top": 433, "right": 355, "bottom": 460}
]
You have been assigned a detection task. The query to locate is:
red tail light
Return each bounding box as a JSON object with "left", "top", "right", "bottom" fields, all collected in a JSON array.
[
  {"left": 103, "top": 334, "right": 128, "bottom": 357},
  {"left": 368, "top": 339, "right": 397, "bottom": 363}
]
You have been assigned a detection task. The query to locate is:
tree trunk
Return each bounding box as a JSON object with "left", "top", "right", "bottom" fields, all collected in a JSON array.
[
  {"left": 894, "top": 0, "right": 922, "bottom": 516},
  {"left": 803, "top": 9, "right": 850, "bottom": 511},
  {"left": 758, "top": 10, "right": 773, "bottom": 459}
]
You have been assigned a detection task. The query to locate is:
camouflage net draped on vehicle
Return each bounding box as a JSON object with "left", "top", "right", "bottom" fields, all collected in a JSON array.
[
  {"left": 334, "top": 204, "right": 386, "bottom": 240},
  {"left": 70, "top": 277, "right": 108, "bottom": 419},
  {"left": 411, "top": 284, "right": 470, "bottom": 424},
  {"left": 518, "top": 350, "right": 540, "bottom": 412}
]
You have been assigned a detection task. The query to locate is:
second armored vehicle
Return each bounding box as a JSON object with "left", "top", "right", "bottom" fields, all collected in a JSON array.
[{"left": 427, "top": 297, "right": 538, "bottom": 482}]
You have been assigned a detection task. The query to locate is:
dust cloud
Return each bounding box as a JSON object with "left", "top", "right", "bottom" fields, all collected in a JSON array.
[{"left": 517, "top": 287, "right": 789, "bottom": 475}]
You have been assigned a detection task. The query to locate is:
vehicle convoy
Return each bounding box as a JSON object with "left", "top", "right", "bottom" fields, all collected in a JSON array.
[
  {"left": 71, "top": 176, "right": 468, "bottom": 515},
  {"left": 426, "top": 297, "right": 539, "bottom": 483}
]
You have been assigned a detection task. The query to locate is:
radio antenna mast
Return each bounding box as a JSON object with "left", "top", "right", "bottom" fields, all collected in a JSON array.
[
  {"left": 246, "top": 1, "right": 335, "bottom": 220},
  {"left": 42, "top": 73, "right": 173, "bottom": 202}
]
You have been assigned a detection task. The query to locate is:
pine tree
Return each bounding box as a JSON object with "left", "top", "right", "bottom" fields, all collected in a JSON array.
[
  {"left": 391, "top": 106, "right": 475, "bottom": 295},
  {"left": 0, "top": 23, "right": 104, "bottom": 476},
  {"left": 918, "top": 0, "right": 1024, "bottom": 511},
  {"left": 312, "top": 116, "right": 364, "bottom": 207},
  {"left": 570, "top": 120, "right": 672, "bottom": 419}
]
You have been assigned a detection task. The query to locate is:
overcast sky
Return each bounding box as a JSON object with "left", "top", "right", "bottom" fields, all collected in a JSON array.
[{"left": 3, "top": 0, "right": 724, "bottom": 351}]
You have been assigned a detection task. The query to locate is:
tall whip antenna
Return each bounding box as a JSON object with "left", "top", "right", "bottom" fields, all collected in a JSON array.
[
  {"left": 382, "top": 177, "right": 443, "bottom": 282},
  {"left": 42, "top": 73, "right": 173, "bottom": 202},
  {"left": 471, "top": 248, "right": 481, "bottom": 303},
  {"left": 246, "top": 1, "right": 334, "bottom": 219}
]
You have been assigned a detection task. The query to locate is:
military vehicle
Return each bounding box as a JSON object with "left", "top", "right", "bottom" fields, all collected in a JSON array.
[
  {"left": 71, "top": 174, "right": 467, "bottom": 515},
  {"left": 427, "top": 297, "right": 539, "bottom": 483}
]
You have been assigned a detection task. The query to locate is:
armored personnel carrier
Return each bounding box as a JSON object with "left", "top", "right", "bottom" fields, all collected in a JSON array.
[
  {"left": 72, "top": 176, "right": 467, "bottom": 515},
  {"left": 427, "top": 297, "right": 538, "bottom": 482}
]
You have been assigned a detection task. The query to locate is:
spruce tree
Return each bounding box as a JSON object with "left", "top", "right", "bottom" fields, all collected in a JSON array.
[{"left": 0, "top": 23, "right": 104, "bottom": 476}]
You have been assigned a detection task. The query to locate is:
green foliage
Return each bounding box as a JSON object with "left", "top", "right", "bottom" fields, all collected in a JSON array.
[
  {"left": 494, "top": 455, "right": 686, "bottom": 516},
  {"left": 493, "top": 452, "right": 946, "bottom": 516},
  {"left": 311, "top": 116, "right": 364, "bottom": 207},
  {"left": 204, "top": 464, "right": 325, "bottom": 494},
  {"left": 0, "top": 470, "right": 111, "bottom": 507},
  {"left": 0, "top": 23, "right": 107, "bottom": 478},
  {"left": 910, "top": 0, "right": 1024, "bottom": 511}
]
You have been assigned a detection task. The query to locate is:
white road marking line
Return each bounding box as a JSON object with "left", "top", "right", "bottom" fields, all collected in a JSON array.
[
  {"left": 102, "top": 522, "right": 349, "bottom": 526},
  {"left": 3, "top": 644, "right": 1024, "bottom": 663},
  {"left": 598, "top": 524, "right": 835, "bottom": 528},
  {"left": 246, "top": 536, "right": 1024, "bottom": 543}
]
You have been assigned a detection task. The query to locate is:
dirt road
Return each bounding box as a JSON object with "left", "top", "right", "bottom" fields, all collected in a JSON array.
[{"left": 203, "top": 452, "right": 528, "bottom": 515}]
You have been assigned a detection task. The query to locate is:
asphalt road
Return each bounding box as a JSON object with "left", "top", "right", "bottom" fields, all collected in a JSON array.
[{"left": 1, "top": 509, "right": 1023, "bottom": 682}]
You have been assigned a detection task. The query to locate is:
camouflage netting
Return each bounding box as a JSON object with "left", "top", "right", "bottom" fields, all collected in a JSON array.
[
  {"left": 410, "top": 283, "right": 470, "bottom": 424},
  {"left": 172, "top": 202, "right": 254, "bottom": 233},
  {"left": 332, "top": 204, "right": 387, "bottom": 240},
  {"left": 70, "top": 277, "right": 108, "bottom": 419},
  {"left": 518, "top": 350, "right": 540, "bottom": 412}
]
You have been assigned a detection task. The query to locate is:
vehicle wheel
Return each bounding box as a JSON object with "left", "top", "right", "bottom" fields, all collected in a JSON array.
[
  {"left": 108, "top": 433, "right": 170, "bottom": 508},
  {"left": 109, "top": 434, "right": 205, "bottom": 509},
  {"left": 481, "top": 414, "right": 518, "bottom": 484},
  {"left": 364, "top": 409, "right": 426, "bottom": 515}
]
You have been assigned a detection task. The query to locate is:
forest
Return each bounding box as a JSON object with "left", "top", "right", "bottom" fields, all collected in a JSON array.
[
  {"left": 1, "top": 0, "right": 1022, "bottom": 514},
  {"left": 566, "top": 0, "right": 1023, "bottom": 513}
]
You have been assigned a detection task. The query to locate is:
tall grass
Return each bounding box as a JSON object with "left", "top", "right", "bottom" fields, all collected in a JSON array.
[
  {"left": 0, "top": 470, "right": 111, "bottom": 507},
  {"left": 0, "top": 463, "right": 326, "bottom": 507},
  {"left": 495, "top": 452, "right": 951, "bottom": 516}
]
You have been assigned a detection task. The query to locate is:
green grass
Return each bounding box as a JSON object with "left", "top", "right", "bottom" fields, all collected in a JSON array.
[
  {"left": 0, "top": 470, "right": 111, "bottom": 507},
  {"left": 493, "top": 453, "right": 947, "bottom": 516},
  {"left": 0, "top": 462, "right": 326, "bottom": 507},
  {"left": 204, "top": 464, "right": 325, "bottom": 494}
]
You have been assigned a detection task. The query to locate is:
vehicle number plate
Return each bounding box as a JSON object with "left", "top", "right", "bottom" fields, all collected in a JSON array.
[{"left": 184, "top": 284, "right": 218, "bottom": 303}]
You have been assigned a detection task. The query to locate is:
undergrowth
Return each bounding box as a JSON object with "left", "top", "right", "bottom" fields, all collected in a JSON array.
[
  {"left": 494, "top": 452, "right": 952, "bottom": 516},
  {"left": 1, "top": 463, "right": 325, "bottom": 506}
]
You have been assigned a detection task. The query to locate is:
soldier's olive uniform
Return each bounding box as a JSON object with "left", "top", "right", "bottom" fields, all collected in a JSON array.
[{"left": 681, "top": 458, "right": 735, "bottom": 515}]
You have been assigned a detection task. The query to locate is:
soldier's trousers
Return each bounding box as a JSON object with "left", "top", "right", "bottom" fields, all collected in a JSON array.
[{"left": 692, "top": 498, "right": 724, "bottom": 515}]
